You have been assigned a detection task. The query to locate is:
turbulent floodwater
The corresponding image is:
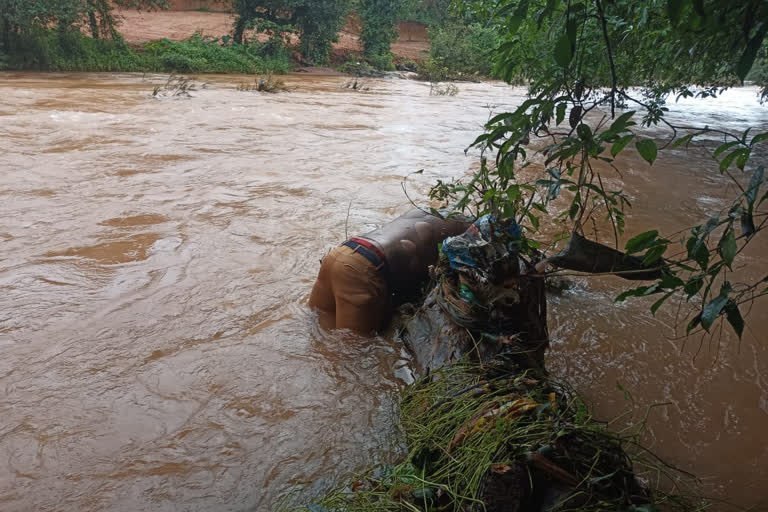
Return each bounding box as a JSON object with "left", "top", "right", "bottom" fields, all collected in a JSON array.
[{"left": 0, "top": 72, "right": 766, "bottom": 511}]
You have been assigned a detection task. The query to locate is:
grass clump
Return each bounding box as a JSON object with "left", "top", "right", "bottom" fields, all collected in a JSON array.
[
  {"left": 151, "top": 74, "right": 200, "bottom": 98},
  {"left": 283, "top": 360, "right": 705, "bottom": 512},
  {"left": 236, "top": 72, "right": 288, "bottom": 93}
]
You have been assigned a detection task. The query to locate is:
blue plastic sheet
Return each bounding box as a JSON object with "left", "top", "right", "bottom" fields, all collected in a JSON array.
[{"left": 441, "top": 215, "right": 521, "bottom": 282}]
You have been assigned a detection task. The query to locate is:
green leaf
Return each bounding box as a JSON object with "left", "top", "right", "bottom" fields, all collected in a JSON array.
[
  {"left": 686, "top": 236, "right": 710, "bottom": 270},
  {"left": 719, "top": 229, "right": 737, "bottom": 269},
  {"left": 660, "top": 272, "right": 684, "bottom": 289},
  {"left": 683, "top": 276, "right": 704, "bottom": 298},
  {"left": 507, "top": 0, "right": 531, "bottom": 33},
  {"left": 736, "top": 149, "right": 751, "bottom": 170},
  {"left": 611, "top": 134, "right": 634, "bottom": 156},
  {"left": 508, "top": 14, "right": 525, "bottom": 33},
  {"left": 556, "top": 103, "right": 567, "bottom": 125},
  {"left": 746, "top": 166, "right": 764, "bottom": 209},
  {"left": 625, "top": 230, "right": 659, "bottom": 254},
  {"left": 610, "top": 111, "right": 635, "bottom": 132},
  {"left": 643, "top": 244, "right": 667, "bottom": 266},
  {"left": 616, "top": 284, "right": 659, "bottom": 302},
  {"left": 554, "top": 33, "right": 573, "bottom": 67},
  {"left": 719, "top": 149, "right": 742, "bottom": 172},
  {"left": 527, "top": 211, "right": 540, "bottom": 230},
  {"left": 671, "top": 133, "right": 695, "bottom": 148},
  {"left": 568, "top": 196, "right": 580, "bottom": 220},
  {"left": 701, "top": 294, "right": 729, "bottom": 330},
  {"left": 713, "top": 141, "right": 740, "bottom": 158},
  {"left": 724, "top": 301, "right": 744, "bottom": 339},
  {"left": 667, "top": 0, "right": 686, "bottom": 23},
  {"left": 566, "top": 18, "right": 577, "bottom": 48},
  {"left": 636, "top": 139, "right": 658, "bottom": 165},
  {"left": 751, "top": 132, "right": 768, "bottom": 146},
  {"left": 576, "top": 123, "right": 592, "bottom": 141},
  {"left": 686, "top": 312, "right": 702, "bottom": 333},
  {"left": 741, "top": 213, "right": 756, "bottom": 238}
]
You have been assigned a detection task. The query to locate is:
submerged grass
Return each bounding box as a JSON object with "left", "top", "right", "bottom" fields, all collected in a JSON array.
[
  {"left": 281, "top": 360, "right": 708, "bottom": 512},
  {"left": 4, "top": 30, "right": 294, "bottom": 74}
]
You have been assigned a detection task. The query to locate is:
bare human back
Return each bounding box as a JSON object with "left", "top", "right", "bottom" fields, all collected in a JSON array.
[
  {"left": 308, "top": 209, "right": 471, "bottom": 334},
  {"left": 360, "top": 209, "right": 470, "bottom": 297}
]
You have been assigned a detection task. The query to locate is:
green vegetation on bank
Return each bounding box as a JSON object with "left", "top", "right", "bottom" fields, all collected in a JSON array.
[
  {"left": 358, "top": 0, "right": 407, "bottom": 71},
  {"left": 1, "top": 30, "right": 293, "bottom": 73},
  {"left": 233, "top": 0, "right": 353, "bottom": 66},
  {"left": 0, "top": 0, "right": 294, "bottom": 73}
]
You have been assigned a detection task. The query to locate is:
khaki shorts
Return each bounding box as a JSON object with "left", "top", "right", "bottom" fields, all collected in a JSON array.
[{"left": 308, "top": 244, "right": 390, "bottom": 334}]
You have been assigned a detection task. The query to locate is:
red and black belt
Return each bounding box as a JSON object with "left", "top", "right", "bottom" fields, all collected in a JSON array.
[{"left": 342, "top": 237, "right": 387, "bottom": 270}]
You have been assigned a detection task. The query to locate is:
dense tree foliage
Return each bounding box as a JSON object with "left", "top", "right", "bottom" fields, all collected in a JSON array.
[
  {"left": 427, "top": 21, "right": 498, "bottom": 76},
  {"left": 0, "top": 0, "right": 168, "bottom": 42},
  {"left": 399, "top": 0, "right": 452, "bottom": 26},
  {"left": 358, "top": 0, "right": 407, "bottom": 70},
  {"left": 232, "top": 0, "right": 352, "bottom": 65},
  {"left": 431, "top": 0, "right": 768, "bottom": 342}
]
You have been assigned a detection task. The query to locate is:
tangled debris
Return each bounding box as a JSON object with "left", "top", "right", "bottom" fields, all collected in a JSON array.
[
  {"left": 286, "top": 362, "right": 702, "bottom": 512},
  {"left": 237, "top": 73, "right": 288, "bottom": 93},
  {"left": 341, "top": 77, "right": 372, "bottom": 91},
  {"left": 430, "top": 82, "right": 460, "bottom": 96}
]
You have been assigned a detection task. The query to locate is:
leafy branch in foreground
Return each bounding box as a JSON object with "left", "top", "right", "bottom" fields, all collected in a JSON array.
[{"left": 430, "top": 0, "right": 768, "bottom": 342}]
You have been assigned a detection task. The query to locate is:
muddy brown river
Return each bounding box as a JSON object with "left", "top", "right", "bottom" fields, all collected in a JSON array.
[{"left": 0, "top": 72, "right": 766, "bottom": 511}]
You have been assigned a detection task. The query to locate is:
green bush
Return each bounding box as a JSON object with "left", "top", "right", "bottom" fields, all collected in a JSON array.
[
  {"left": 428, "top": 22, "right": 499, "bottom": 77},
  {"left": 338, "top": 58, "right": 376, "bottom": 76},
  {"left": 415, "top": 56, "right": 453, "bottom": 82},
  {"left": 359, "top": 0, "right": 404, "bottom": 65},
  {"left": 366, "top": 53, "right": 395, "bottom": 71}
]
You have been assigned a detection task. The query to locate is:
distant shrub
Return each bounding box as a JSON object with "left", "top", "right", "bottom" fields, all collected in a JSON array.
[
  {"left": 338, "top": 58, "right": 385, "bottom": 77},
  {"left": 161, "top": 53, "right": 198, "bottom": 72},
  {"left": 428, "top": 22, "right": 499, "bottom": 77},
  {"left": 415, "top": 56, "right": 453, "bottom": 82},
  {"left": 366, "top": 53, "right": 395, "bottom": 71}
]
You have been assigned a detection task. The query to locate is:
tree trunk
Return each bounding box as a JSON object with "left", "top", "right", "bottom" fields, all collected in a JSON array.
[
  {"left": 2, "top": 18, "right": 10, "bottom": 51},
  {"left": 88, "top": 10, "right": 100, "bottom": 39},
  {"left": 234, "top": 17, "right": 246, "bottom": 44}
]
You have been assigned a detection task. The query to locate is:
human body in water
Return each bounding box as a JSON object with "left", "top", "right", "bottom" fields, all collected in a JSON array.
[{"left": 308, "top": 209, "right": 470, "bottom": 334}]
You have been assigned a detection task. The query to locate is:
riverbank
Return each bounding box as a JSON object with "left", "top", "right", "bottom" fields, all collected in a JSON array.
[
  {"left": 0, "top": 10, "right": 429, "bottom": 75},
  {"left": 116, "top": 10, "right": 430, "bottom": 62}
]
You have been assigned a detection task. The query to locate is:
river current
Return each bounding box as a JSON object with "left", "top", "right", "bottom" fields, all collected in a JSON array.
[{"left": 0, "top": 72, "right": 766, "bottom": 511}]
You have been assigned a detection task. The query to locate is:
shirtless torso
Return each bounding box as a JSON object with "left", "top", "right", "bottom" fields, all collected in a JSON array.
[
  {"left": 308, "top": 210, "right": 470, "bottom": 334},
  {"left": 361, "top": 209, "right": 470, "bottom": 298}
]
